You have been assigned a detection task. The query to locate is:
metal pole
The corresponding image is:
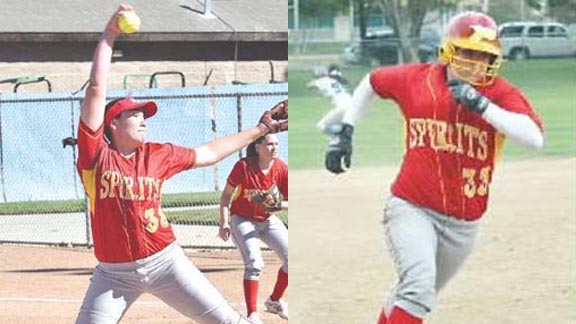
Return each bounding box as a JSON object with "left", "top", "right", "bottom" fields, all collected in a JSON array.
[
  {"left": 482, "top": 0, "right": 490, "bottom": 12},
  {"left": 349, "top": 0, "right": 355, "bottom": 40},
  {"left": 294, "top": 0, "right": 299, "bottom": 30},
  {"left": 85, "top": 196, "right": 92, "bottom": 248},
  {"left": 68, "top": 99, "right": 80, "bottom": 199},
  {"left": 210, "top": 87, "right": 219, "bottom": 191},
  {"left": 204, "top": 0, "right": 214, "bottom": 18},
  {"left": 0, "top": 97, "right": 6, "bottom": 203},
  {"left": 237, "top": 95, "right": 243, "bottom": 159}
]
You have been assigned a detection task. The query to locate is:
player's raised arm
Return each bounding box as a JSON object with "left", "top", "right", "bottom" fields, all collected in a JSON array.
[
  {"left": 80, "top": 5, "right": 131, "bottom": 131},
  {"left": 325, "top": 75, "right": 376, "bottom": 174},
  {"left": 194, "top": 100, "right": 288, "bottom": 168}
]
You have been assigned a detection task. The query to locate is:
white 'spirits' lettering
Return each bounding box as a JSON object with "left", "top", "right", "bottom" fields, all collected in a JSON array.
[
  {"left": 408, "top": 118, "right": 489, "bottom": 161},
  {"left": 99, "top": 170, "right": 162, "bottom": 201}
]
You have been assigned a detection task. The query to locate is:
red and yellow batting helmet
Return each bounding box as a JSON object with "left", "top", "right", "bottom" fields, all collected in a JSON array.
[{"left": 439, "top": 11, "right": 503, "bottom": 86}]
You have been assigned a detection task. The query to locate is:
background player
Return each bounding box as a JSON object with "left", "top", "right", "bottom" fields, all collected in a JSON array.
[
  {"left": 325, "top": 11, "right": 543, "bottom": 324},
  {"left": 219, "top": 134, "right": 288, "bottom": 324},
  {"left": 307, "top": 64, "right": 352, "bottom": 134},
  {"left": 75, "top": 5, "right": 287, "bottom": 324}
]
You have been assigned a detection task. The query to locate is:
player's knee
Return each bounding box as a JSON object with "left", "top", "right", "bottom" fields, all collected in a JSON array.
[
  {"left": 396, "top": 277, "right": 436, "bottom": 314},
  {"left": 218, "top": 312, "right": 244, "bottom": 324},
  {"left": 244, "top": 263, "right": 263, "bottom": 280},
  {"left": 196, "top": 306, "right": 245, "bottom": 324}
]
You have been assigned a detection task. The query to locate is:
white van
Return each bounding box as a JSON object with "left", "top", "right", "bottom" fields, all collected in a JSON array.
[{"left": 499, "top": 22, "right": 575, "bottom": 60}]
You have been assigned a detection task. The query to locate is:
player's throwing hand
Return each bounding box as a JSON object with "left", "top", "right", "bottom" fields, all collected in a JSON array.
[{"left": 325, "top": 123, "right": 354, "bottom": 174}]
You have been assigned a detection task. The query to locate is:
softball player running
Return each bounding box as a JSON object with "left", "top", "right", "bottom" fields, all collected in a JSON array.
[
  {"left": 325, "top": 12, "right": 544, "bottom": 324},
  {"left": 75, "top": 5, "right": 286, "bottom": 324},
  {"left": 219, "top": 134, "right": 288, "bottom": 324},
  {"left": 307, "top": 64, "right": 353, "bottom": 134}
]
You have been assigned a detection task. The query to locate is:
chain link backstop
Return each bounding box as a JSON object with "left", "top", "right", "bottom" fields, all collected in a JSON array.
[{"left": 0, "top": 83, "right": 288, "bottom": 248}]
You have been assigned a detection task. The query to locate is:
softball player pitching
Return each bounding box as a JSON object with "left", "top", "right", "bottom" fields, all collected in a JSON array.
[
  {"left": 74, "top": 5, "right": 287, "bottom": 324},
  {"left": 307, "top": 64, "right": 352, "bottom": 134},
  {"left": 325, "top": 12, "right": 544, "bottom": 324},
  {"left": 219, "top": 134, "right": 288, "bottom": 324}
]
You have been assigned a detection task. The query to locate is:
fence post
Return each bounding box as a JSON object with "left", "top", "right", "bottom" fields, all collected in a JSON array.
[
  {"left": 84, "top": 195, "right": 92, "bottom": 248},
  {"left": 236, "top": 94, "right": 243, "bottom": 159},
  {"left": 0, "top": 96, "right": 6, "bottom": 203},
  {"left": 210, "top": 87, "right": 219, "bottom": 191},
  {"left": 68, "top": 99, "right": 81, "bottom": 199}
]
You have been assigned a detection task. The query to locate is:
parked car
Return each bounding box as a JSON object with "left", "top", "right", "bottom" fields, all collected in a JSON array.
[
  {"left": 341, "top": 28, "right": 440, "bottom": 66},
  {"left": 499, "top": 22, "right": 576, "bottom": 60}
]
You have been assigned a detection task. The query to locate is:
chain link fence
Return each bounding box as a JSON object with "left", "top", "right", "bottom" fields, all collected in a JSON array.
[{"left": 0, "top": 83, "right": 288, "bottom": 248}]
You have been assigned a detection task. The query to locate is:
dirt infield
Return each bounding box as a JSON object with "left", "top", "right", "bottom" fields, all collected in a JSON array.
[
  {"left": 0, "top": 246, "right": 286, "bottom": 324},
  {"left": 290, "top": 158, "right": 576, "bottom": 324}
]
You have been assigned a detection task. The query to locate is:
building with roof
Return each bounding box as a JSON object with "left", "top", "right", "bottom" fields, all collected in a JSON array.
[{"left": 0, "top": 0, "right": 287, "bottom": 92}]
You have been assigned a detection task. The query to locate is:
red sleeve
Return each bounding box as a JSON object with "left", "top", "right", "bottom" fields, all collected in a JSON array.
[
  {"left": 165, "top": 144, "right": 197, "bottom": 179},
  {"left": 491, "top": 79, "right": 544, "bottom": 131},
  {"left": 76, "top": 120, "right": 106, "bottom": 171},
  {"left": 227, "top": 160, "right": 245, "bottom": 188},
  {"left": 369, "top": 65, "right": 413, "bottom": 101}
]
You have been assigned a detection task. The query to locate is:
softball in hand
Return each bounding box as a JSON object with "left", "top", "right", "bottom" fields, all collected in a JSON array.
[{"left": 118, "top": 11, "right": 141, "bottom": 34}]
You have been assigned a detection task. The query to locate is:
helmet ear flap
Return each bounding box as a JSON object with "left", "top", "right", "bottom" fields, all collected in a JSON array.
[{"left": 439, "top": 42, "right": 455, "bottom": 65}]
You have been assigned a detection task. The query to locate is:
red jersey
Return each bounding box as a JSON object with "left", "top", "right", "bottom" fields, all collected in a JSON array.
[
  {"left": 227, "top": 157, "right": 288, "bottom": 222},
  {"left": 370, "top": 63, "right": 542, "bottom": 220},
  {"left": 76, "top": 120, "right": 196, "bottom": 263}
]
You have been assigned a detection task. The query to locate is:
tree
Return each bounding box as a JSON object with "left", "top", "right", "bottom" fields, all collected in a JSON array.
[
  {"left": 298, "top": 0, "right": 349, "bottom": 28},
  {"left": 489, "top": 0, "right": 576, "bottom": 23},
  {"left": 547, "top": 0, "right": 576, "bottom": 23},
  {"left": 291, "top": 0, "right": 348, "bottom": 54},
  {"left": 374, "top": 0, "right": 457, "bottom": 62}
]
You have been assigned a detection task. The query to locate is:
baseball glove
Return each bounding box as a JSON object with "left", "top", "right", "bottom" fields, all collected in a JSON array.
[
  {"left": 252, "top": 183, "right": 283, "bottom": 212},
  {"left": 270, "top": 100, "right": 288, "bottom": 120},
  {"left": 259, "top": 100, "right": 288, "bottom": 133}
]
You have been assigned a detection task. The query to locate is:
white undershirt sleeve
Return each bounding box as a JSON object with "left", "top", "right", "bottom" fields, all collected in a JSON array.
[
  {"left": 482, "top": 102, "right": 544, "bottom": 149},
  {"left": 342, "top": 75, "right": 377, "bottom": 126}
]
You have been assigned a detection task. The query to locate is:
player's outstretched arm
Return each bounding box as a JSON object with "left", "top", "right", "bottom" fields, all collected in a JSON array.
[
  {"left": 325, "top": 75, "right": 376, "bottom": 174},
  {"left": 218, "top": 183, "right": 235, "bottom": 241},
  {"left": 342, "top": 74, "right": 377, "bottom": 126},
  {"left": 448, "top": 80, "right": 543, "bottom": 149},
  {"left": 194, "top": 100, "right": 288, "bottom": 168},
  {"left": 80, "top": 5, "right": 132, "bottom": 131},
  {"left": 482, "top": 105, "right": 543, "bottom": 149},
  {"left": 195, "top": 125, "right": 267, "bottom": 168}
]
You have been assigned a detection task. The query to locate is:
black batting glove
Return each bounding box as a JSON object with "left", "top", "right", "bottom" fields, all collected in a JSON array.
[
  {"left": 448, "top": 79, "right": 490, "bottom": 114},
  {"left": 325, "top": 123, "right": 354, "bottom": 174}
]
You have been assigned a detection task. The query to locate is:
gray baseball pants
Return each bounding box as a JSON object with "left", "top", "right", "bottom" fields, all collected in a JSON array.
[
  {"left": 75, "top": 242, "right": 247, "bottom": 324},
  {"left": 382, "top": 196, "right": 480, "bottom": 319}
]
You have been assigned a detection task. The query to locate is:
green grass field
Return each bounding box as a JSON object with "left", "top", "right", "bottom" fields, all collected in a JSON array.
[
  {"left": 289, "top": 58, "right": 576, "bottom": 169},
  {"left": 0, "top": 191, "right": 288, "bottom": 225}
]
